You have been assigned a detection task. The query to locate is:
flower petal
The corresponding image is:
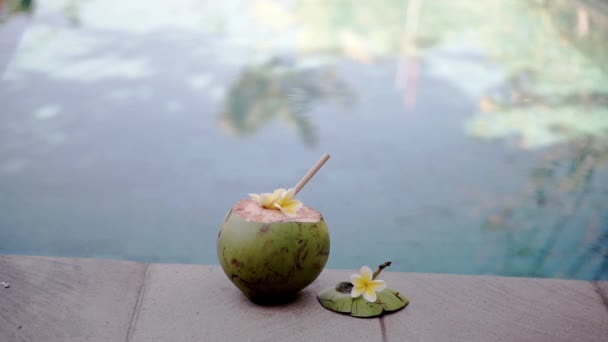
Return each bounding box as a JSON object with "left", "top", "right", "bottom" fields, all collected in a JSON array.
[
  {"left": 276, "top": 204, "right": 296, "bottom": 217},
  {"left": 260, "top": 192, "right": 278, "bottom": 208},
  {"left": 351, "top": 285, "right": 365, "bottom": 298},
  {"left": 273, "top": 203, "right": 290, "bottom": 216},
  {"left": 362, "top": 287, "right": 377, "bottom": 302},
  {"left": 259, "top": 193, "right": 269, "bottom": 204},
  {"left": 283, "top": 188, "right": 295, "bottom": 201},
  {"left": 275, "top": 199, "right": 301, "bottom": 217},
  {"left": 370, "top": 280, "right": 386, "bottom": 292},
  {"left": 273, "top": 188, "right": 286, "bottom": 200},
  {"left": 360, "top": 266, "right": 373, "bottom": 281},
  {"left": 249, "top": 193, "right": 261, "bottom": 204},
  {"left": 350, "top": 273, "right": 362, "bottom": 286},
  {"left": 282, "top": 199, "right": 302, "bottom": 214},
  {"left": 283, "top": 209, "right": 297, "bottom": 217}
]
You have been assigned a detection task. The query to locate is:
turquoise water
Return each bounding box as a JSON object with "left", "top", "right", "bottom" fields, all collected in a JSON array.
[{"left": 1, "top": 0, "right": 607, "bottom": 280}]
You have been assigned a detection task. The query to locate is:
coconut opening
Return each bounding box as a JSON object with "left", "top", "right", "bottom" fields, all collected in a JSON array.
[{"left": 232, "top": 199, "right": 322, "bottom": 223}]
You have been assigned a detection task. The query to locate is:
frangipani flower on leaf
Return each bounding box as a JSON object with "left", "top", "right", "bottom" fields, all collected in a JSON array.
[
  {"left": 350, "top": 265, "right": 387, "bottom": 303},
  {"left": 249, "top": 188, "right": 303, "bottom": 217},
  {"left": 318, "top": 261, "right": 408, "bottom": 317}
]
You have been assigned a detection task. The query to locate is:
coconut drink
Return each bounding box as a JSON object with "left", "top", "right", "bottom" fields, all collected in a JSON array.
[{"left": 217, "top": 154, "right": 331, "bottom": 304}]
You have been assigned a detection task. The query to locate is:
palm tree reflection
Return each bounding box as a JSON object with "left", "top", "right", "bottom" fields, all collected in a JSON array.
[{"left": 217, "top": 58, "right": 354, "bottom": 147}]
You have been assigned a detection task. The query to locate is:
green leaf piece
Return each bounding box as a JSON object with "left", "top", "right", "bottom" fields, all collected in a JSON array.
[
  {"left": 317, "top": 287, "right": 353, "bottom": 313},
  {"left": 317, "top": 286, "right": 409, "bottom": 318},
  {"left": 351, "top": 297, "right": 383, "bottom": 318},
  {"left": 377, "top": 289, "right": 409, "bottom": 311}
]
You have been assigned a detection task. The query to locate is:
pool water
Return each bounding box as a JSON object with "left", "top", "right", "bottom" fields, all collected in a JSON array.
[{"left": 1, "top": 0, "right": 607, "bottom": 280}]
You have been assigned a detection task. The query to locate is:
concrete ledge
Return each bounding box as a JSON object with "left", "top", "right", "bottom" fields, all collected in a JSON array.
[
  {"left": 380, "top": 272, "right": 608, "bottom": 342},
  {"left": 130, "top": 263, "right": 383, "bottom": 342},
  {"left": 1, "top": 255, "right": 607, "bottom": 342},
  {"left": 0, "top": 255, "right": 147, "bottom": 342}
]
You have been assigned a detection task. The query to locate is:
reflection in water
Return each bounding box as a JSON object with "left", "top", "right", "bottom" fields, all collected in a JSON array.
[
  {"left": 2, "top": 25, "right": 152, "bottom": 82},
  {"left": 395, "top": 0, "right": 422, "bottom": 111},
  {"left": 462, "top": 1, "right": 608, "bottom": 148},
  {"left": 547, "top": 0, "right": 608, "bottom": 74},
  {"left": 481, "top": 137, "right": 608, "bottom": 279},
  {"left": 34, "top": 104, "right": 61, "bottom": 120},
  {"left": 451, "top": 0, "right": 608, "bottom": 279},
  {"left": 0, "top": 0, "right": 607, "bottom": 280},
  {"left": 0, "top": 0, "right": 33, "bottom": 22},
  {"left": 218, "top": 58, "right": 353, "bottom": 147}
]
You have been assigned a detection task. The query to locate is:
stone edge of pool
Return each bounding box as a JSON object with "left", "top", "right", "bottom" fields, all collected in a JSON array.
[{"left": 0, "top": 254, "right": 606, "bottom": 342}]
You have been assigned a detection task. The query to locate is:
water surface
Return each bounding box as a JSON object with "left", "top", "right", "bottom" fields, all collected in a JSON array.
[{"left": 1, "top": 0, "right": 607, "bottom": 280}]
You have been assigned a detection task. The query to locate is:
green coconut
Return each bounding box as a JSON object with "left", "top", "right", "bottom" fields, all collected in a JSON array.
[{"left": 217, "top": 199, "right": 330, "bottom": 304}]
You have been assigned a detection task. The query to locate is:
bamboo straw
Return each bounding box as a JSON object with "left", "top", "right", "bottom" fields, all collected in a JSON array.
[{"left": 293, "top": 153, "right": 330, "bottom": 195}]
